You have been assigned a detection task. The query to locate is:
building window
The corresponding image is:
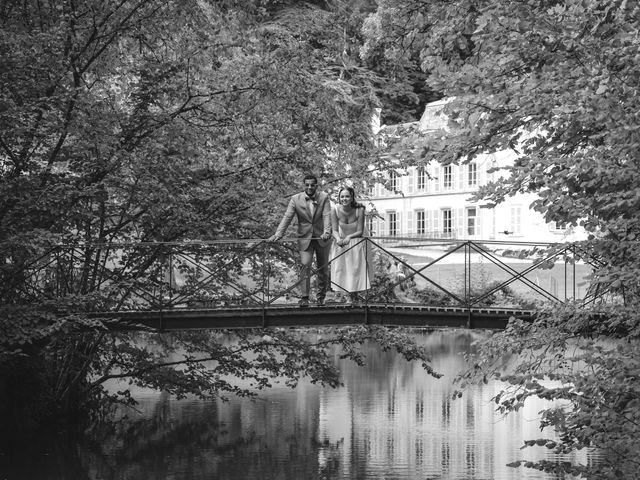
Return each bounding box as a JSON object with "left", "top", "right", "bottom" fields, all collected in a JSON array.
[
  {"left": 417, "top": 167, "right": 426, "bottom": 191},
  {"left": 389, "top": 172, "right": 398, "bottom": 193},
  {"left": 442, "top": 208, "right": 452, "bottom": 235},
  {"left": 510, "top": 206, "right": 522, "bottom": 234},
  {"left": 416, "top": 210, "right": 426, "bottom": 235},
  {"left": 367, "top": 183, "right": 374, "bottom": 197},
  {"left": 366, "top": 216, "right": 374, "bottom": 235},
  {"left": 443, "top": 165, "right": 452, "bottom": 189},
  {"left": 466, "top": 207, "right": 477, "bottom": 236},
  {"left": 387, "top": 211, "right": 397, "bottom": 236},
  {"left": 468, "top": 163, "right": 477, "bottom": 187}
]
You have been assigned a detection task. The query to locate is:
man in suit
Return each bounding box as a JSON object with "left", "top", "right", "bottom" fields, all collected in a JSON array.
[{"left": 268, "top": 174, "right": 332, "bottom": 307}]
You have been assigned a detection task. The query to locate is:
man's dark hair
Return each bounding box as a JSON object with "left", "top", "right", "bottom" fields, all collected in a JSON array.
[{"left": 303, "top": 174, "right": 318, "bottom": 184}]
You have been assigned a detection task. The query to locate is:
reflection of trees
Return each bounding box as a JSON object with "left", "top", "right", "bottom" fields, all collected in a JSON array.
[
  {"left": 324, "top": 329, "right": 570, "bottom": 479},
  {"left": 9, "top": 331, "right": 587, "bottom": 479},
  {"left": 77, "top": 380, "right": 328, "bottom": 480},
  {"left": 0, "top": 432, "right": 90, "bottom": 480},
  {"left": 79, "top": 394, "right": 226, "bottom": 479},
  {"left": 337, "top": 330, "right": 488, "bottom": 398}
]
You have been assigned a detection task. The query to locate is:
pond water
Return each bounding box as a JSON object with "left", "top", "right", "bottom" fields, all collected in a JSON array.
[{"left": 1, "top": 329, "right": 595, "bottom": 479}]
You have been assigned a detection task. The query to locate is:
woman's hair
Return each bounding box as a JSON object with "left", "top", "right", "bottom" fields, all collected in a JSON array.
[{"left": 337, "top": 186, "right": 365, "bottom": 209}]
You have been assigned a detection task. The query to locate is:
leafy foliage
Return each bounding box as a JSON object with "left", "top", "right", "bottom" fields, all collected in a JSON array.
[
  {"left": 363, "top": 0, "right": 640, "bottom": 294},
  {"left": 0, "top": 0, "right": 379, "bottom": 246},
  {"left": 363, "top": 1, "right": 640, "bottom": 477},
  {"left": 0, "top": 0, "right": 437, "bottom": 433},
  {"left": 457, "top": 305, "right": 640, "bottom": 479}
]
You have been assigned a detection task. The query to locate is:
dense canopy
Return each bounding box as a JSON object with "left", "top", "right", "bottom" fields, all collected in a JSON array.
[
  {"left": 362, "top": 1, "right": 640, "bottom": 478},
  {"left": 0, "top": 0, "right": 435, "bottom": 436},
  {"left": 3, "top": 1, "right": 640, "bottom": 477}
]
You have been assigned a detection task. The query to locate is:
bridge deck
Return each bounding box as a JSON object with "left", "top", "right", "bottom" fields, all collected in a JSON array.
[{"left": 99, "top": 305, "right": 535, "bottom": 331}]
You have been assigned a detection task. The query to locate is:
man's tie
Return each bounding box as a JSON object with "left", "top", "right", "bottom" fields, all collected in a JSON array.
[{"left": 306, "top": 196, "right": 316, "bottom": 216}]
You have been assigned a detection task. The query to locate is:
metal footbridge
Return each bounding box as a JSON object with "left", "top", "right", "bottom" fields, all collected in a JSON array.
[{"left": 2, "top": 237, "right": 606, "bottom": 331}]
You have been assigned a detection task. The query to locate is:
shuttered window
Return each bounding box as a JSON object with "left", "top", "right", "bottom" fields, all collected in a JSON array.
[
  {"left": 467, "top": 207, "right": 477, "bottom": 236},
  {"left": 417, "top": 167, "right": 426, "bottom": 191},
  {"left": 443, "top": 165, "right": 453, "bottom": 189},
  {"left": 388, "top": 211, "right": 398, "bottom": 236},
  {"left": 468, "top": 163, "right": 478, "bottom": 187},
  {"left": 442, "top": 208, "right": 452, "bottom": 235}
]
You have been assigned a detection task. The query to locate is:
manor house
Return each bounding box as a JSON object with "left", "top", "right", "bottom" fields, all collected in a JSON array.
[{"left": 365, "top": 99, "right": 586, "bottom": 243}]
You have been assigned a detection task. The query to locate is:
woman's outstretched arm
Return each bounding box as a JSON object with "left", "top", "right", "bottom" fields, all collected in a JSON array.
[{"left": 331, "top": 207, "right": 342, "bottom": 243}]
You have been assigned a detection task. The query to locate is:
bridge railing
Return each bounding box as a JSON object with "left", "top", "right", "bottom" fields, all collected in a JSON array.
[{"left": 0, "top": 237, "right": 608, "bottom": 313}]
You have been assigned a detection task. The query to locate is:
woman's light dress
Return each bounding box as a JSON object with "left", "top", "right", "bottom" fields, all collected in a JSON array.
[{"left": 330, "top": 208, "right": 373, "bottom": 293}]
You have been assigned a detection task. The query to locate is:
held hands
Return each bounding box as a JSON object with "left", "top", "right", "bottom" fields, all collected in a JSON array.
[{"left": 320, "top": 232, "right": 331, "bottom": 241}]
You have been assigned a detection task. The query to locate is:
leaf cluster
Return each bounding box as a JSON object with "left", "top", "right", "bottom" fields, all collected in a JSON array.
[
  {"left": 0, "top": 0, "right": 438, "bottom": 432},
  {"left": 456, "top": 303, "right": 640, "bottom": 479},
  {"left": 362, "top": 2, "right": 640, "bottom": 476}
]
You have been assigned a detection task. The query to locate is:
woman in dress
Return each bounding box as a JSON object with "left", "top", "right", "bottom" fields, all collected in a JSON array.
[{"left": 329, "top": 187, "right": 373, "bottom": 302}]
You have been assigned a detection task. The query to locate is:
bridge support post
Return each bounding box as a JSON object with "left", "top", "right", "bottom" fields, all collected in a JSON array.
[
  {"left": 159, "top": 261, "right": 164, "bottom": 332},
  {"left": 564, "top": 252, "right": 568, "bottom": 302},
  {"left": 262, "top": 241, "right": 268, "bottom": 329},
  {"left": 464, "top": 241, "right": 472, "bottom": 309},
  {"left": 572, "top": 245, "right": 576, "bottom": 301},
  {"left": 465, "top": 242, "right": 471, "bottom": 329}
]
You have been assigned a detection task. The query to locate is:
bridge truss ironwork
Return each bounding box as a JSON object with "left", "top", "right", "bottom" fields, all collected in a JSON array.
[{"left": 1, "top": 237, "right": 609, "bottom": 329}]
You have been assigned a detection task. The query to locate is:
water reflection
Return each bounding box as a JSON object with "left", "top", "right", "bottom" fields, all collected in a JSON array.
[
  {"left": 0, "top": 330, "right": 594, "bottom": 479},
  {"left": 315, "top": 331, "right": 545, "bottom": 480}
]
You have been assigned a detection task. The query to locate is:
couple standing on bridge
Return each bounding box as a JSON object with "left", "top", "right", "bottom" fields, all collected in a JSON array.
[{"left": 268, "top": 174, "right": 373, "bottom": 307}]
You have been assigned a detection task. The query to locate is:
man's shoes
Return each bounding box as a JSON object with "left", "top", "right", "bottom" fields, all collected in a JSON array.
[
  {"left": 316, "top": 296, "right": 325, "bottom": 306},
  {"left": 298, "top": 297, "right": 310, "bottom": 308}
]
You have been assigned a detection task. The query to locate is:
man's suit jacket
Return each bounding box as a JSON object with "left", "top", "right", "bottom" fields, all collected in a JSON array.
[{"left": 274, "top": 191, "right": 332, "bottom": 251}]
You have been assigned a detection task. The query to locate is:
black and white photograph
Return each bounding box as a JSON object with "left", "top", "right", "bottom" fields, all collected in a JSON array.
[{"left": 1, "top": 1, "right": 638, "bottom": 479}]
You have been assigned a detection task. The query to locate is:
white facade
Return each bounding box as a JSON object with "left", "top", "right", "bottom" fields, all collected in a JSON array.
[{"left": 367, "top": 101, "right": 585, "bottom": 243}]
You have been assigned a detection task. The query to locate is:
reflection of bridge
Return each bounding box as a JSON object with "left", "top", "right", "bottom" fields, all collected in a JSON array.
[{"left": 3, "top": 237, "right": 606, "bottom": 331}]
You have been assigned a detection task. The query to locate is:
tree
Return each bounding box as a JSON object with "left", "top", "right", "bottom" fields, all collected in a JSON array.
[
  {"left": 362, "top": 1, "right": 640, "bottom": 478},
  {"left": 0, "top": 0, "right": 437, "bottom": 434}
]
